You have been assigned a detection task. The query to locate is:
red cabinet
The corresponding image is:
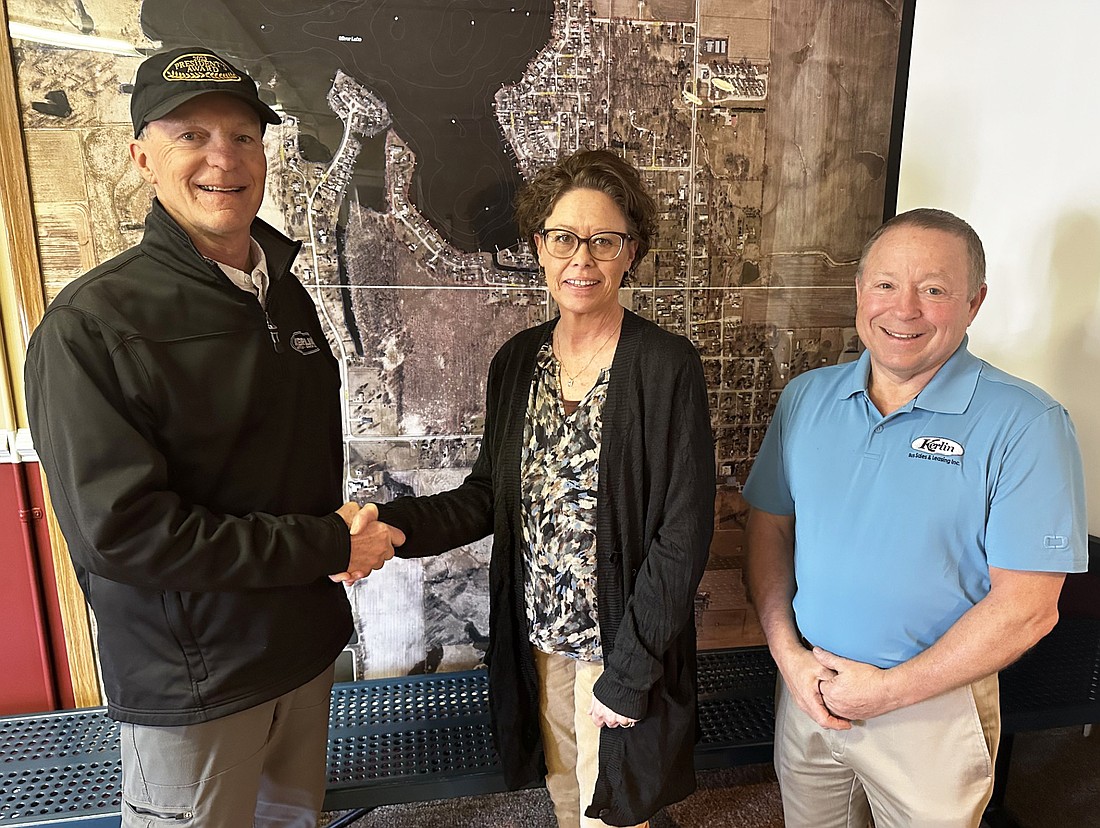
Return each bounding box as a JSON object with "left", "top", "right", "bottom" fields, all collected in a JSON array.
[{"left": 0, "top": 461, "right": 74, "bottom": 714}]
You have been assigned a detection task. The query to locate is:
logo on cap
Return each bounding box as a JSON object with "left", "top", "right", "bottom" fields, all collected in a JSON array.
[{"left": 162, "top": 53, "right": 241, "bottom": 84}]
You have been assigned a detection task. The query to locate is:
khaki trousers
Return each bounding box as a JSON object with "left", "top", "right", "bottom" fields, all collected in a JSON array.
[
  {"left": 774, "top": 671, "right": 1000, "bottom": 828},
  {"left": 120, "top": 664, "right": 335, "bottom": 828},
  {"left": 533, "top": 648, "right": 648, "bottom": 828}
]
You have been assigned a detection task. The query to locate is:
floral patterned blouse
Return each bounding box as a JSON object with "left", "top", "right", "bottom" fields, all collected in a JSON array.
[{"left": 520, "top": 340, "right": 609, "bottom": 661}]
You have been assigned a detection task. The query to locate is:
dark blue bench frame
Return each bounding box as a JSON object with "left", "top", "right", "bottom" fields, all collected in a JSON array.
[{"left": 3, "top": 621, "right": 1098, "bottom": 827}]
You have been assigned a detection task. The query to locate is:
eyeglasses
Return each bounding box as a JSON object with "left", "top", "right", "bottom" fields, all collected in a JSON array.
[{"left": 538, "top": 228, "right": 632, "bottom": 261}]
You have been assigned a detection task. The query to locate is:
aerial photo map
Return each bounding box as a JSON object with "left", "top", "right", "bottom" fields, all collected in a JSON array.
[{"left": 11, "top": 0, "right": 904, "bottom": 677}]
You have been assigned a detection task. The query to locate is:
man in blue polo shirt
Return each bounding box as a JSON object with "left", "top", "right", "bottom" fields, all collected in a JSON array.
[{"left": 744, "top": 208, "right": 1087, "bottom": 827}]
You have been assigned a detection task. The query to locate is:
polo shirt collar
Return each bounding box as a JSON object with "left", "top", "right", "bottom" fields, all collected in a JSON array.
[
  {"left": 913, "top": 337, "right": 981, "bottom": 413},
  {"left": 841, "top": 350, "right": 873, "bottom": 400},
  {"left": 839, "top": 336, "right": 981, "bottom": 414}
]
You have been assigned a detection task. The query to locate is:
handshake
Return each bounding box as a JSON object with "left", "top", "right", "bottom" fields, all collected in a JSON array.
[{"left": 329, "top": 502, "right": 407, "bottom": 585}]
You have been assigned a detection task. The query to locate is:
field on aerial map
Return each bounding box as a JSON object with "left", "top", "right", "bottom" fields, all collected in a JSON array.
[{"left": 10, "top": 0, "right": 903, "bottom": 677}]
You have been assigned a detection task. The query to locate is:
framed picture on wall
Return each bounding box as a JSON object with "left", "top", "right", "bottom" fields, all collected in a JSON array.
[{"left": 2, "top": 0, "right": 913, "bottom": 691}]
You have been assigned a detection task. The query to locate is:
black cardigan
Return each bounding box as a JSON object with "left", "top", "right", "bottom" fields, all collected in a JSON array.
[{"left": 378, "top": 309, "right": 715, "bottom": 824}]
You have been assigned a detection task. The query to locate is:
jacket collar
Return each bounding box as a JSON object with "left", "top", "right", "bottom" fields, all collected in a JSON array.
[{"left": 140, "top": 199, "right": 302, "bottom": 285}]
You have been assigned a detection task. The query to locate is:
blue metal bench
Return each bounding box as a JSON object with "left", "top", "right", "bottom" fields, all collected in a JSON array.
[
  {"left": 3, "top": 628, "right": 1098, "bottom": 827},
  {"left": 0, "top": 647, "right": 774, "bottom": 827}
]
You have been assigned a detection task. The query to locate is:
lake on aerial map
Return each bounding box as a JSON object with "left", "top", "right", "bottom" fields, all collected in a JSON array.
[{"left": 142, "top": 0, "right": 555, "bottom": 253}]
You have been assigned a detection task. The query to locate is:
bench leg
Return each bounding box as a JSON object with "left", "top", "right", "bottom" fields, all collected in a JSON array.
[
  {"left": 981, "top": 733, "right": 1022, "bottom": 828},
  {"left": 325, "top": 808, "right": 370, "bottom": 827}
]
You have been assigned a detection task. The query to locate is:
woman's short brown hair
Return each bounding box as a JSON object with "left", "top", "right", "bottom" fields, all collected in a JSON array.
[{"left": 515, "top": 148, "right": 658, "bottom": 277}]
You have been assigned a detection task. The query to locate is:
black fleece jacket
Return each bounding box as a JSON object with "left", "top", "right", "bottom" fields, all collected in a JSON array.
[
  {"left": 25, "top": 200, "right": 352, "bottom": 725},
  {"left": 378, "top": 310, "right": 715, "bottom": 825}
]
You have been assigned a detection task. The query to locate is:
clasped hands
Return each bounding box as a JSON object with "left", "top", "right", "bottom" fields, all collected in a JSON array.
[
  {"left": 329, "top": 502, "right": 406, "bottom": 585},
  {"left": 783, "top": 644, "right": 899, "bottom": 730}
]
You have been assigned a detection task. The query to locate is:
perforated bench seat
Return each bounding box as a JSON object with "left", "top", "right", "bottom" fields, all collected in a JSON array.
[
  {"left": 998, "top": 616, "right": 1100, "bottom": 732},
  {"left": 0, "top": 708, "right": 120, "bottom": 827},
  {"left": 3, "top": 629, "right": 1098, "bottom": 827},
  {"left": 0, "top": 647, "right": 775, "bottom": 826},
  {"left": 326, "top": 646, "right": 779, "bottom": 811},
  {"left": 324, "top": 668, "right": 502, "bottom": 809}
]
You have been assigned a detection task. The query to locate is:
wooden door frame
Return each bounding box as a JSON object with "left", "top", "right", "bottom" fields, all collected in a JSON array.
[{"left": 0, "top": 1, "right": 101, "bottom": 708}]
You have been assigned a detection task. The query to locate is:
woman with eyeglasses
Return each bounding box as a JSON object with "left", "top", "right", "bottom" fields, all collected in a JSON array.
[{"left": 375, "top": 148, "right": 714, "bottom": 827}]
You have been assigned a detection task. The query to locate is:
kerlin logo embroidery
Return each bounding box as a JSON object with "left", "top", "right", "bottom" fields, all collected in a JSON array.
[
  {"left": 908, "top": 436, "right": 964, "bottom": 466},
  {"left": 290, "top": 331, "right": 320, "bottom": 355},
  {"left": 162, "top": 53, "right": 240, "bottom": 83}
]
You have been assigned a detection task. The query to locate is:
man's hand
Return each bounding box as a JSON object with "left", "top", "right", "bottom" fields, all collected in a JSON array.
[
  {"left": 589, "top": 696, "right": 638, "bottom": 729},
  {"left": 329, "top": 502, "right": 406, "bottom": 585},
  {"left": 335, "top": 501, "right": 361, "bottom": 530},
  {"left": 815, "top": 647, "right": 900, "bottom": 721},
  {"left": 775, "top": 642, "right": 852, "bottom": 731}
]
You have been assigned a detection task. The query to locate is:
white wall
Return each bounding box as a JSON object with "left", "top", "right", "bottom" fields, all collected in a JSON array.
[{"left": 898, "top": 0, "right": 1100, "bottom": 535}]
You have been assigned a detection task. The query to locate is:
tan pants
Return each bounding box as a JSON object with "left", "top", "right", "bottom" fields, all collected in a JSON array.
[
  {"left": 120, "top": 664, "right": 335, "bottom": 828},
  {"left": 774, "top": 672, "right": 1000, "bottom": 828},
  {"left": 533, "top": 648, "right": 649, "bottom": 828}
]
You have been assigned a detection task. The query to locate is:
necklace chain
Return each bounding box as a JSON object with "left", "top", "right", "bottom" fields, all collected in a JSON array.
[{"left": 555, "top": 324, "right": 619, "bottom": 388}]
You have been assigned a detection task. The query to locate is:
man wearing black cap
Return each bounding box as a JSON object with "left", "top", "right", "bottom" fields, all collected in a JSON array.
[{"left": 25, "top": 46, "right": 403, "bottom": 826}]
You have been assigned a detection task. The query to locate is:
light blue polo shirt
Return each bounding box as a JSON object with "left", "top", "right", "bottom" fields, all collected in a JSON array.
[{"left": 744, "top": 339, "right": 1087, "bottom": 668}]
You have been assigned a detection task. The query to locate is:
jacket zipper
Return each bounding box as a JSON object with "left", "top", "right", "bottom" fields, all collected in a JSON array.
[
  {"left": 265, "top": 309, "right": 284, "bottom": 353},
  {"left": 199, "top": 252, "right": 284, "bottom": 354}
]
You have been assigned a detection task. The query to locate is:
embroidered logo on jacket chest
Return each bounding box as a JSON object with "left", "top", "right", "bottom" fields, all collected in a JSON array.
[{"left": 290, "top": 331, "right": 320, "bottom": 355}]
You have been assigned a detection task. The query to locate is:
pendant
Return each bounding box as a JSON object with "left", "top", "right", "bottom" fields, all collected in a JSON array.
[{"left": 567, "top": 378, "right": 574, "bottom": 387}]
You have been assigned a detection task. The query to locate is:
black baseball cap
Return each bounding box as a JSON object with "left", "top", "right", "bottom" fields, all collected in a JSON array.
[{"left": 131, "top": 46, "right": 281, "bottom": 137}]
